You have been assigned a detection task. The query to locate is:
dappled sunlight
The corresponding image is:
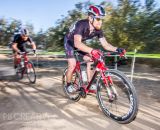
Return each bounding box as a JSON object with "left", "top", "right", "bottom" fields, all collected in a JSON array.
[
  {"left": 127, "top": 74, "right": 159, "bottom": 81},
  {"left": 0, "top": 53, "right": 160, "bottom": 130}
]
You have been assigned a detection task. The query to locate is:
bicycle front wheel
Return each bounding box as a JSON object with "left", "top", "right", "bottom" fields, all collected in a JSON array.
[
  {"left": 26, "top": 61, "right": 36, "bottom": 83},
  {"left": 96, "top": 69, "right": 138, "bottom": 124}
]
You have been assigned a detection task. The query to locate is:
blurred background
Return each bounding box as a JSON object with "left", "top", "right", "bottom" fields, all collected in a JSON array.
[{"left": 0, "top": 0, "right": 160, "bottom": 53}]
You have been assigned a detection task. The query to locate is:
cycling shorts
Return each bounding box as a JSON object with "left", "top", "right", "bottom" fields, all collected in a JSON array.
[
  {"left": 12, "top": 46, "right": 27, "bottom": 54},
  {"left": 64, "top": 36, "right": 87, "bottom": 58}
]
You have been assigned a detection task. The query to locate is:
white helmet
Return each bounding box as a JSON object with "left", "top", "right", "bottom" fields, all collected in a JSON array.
[{"left": 20, "top": 28, "right": 29, "bottom": 36}]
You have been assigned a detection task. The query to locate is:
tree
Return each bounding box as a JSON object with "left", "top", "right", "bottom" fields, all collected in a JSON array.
[
  {"left": 0, "top": 17, "right": 35, "bottom": 47},
  {"left": 46, "top": 2, "right": 86, "bottom": 51},
  {"left": 102, "top": 0, "right": 160, "bottom": 53},
  {"left": 0, "top": 18, "right": 22, "bottom": 46}
]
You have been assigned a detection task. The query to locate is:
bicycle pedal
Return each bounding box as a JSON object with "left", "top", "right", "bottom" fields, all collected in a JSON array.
[
  {"left": 109, "top": 98, "right": 114, "bottom": 103},
  {"left": 79, "top": 87, "right": 86, "bottom": 98}
]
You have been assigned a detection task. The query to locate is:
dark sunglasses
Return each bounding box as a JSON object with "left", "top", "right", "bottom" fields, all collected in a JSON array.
[
  {"left": 22, "top": 35, "right": 28, "bottom": 37},
  {"left": 95, "top": 18, "right": 102, "bottom": 21},
  {"left": 92, "top": 16, "right": 103, "bottom": 21}
]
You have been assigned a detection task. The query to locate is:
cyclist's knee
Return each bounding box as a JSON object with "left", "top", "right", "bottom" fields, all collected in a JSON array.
[
  {"left": 15, "top": 55, "right": 20, "bottom": 59},
  {"left": 68, "top": 65, "right": 75, "bottom": 72},
  {"left": 67, "top": 58, "right": 76, "bottom": 71},
  {"left": 83, "top": 55, "right": 91, "bottom": 61},
  {"left": 68, "top": 63, "right": 76, "bottom": 69}
]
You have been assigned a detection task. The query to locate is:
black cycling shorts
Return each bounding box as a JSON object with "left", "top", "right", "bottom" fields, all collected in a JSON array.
[{"left": 64, "top": 36, "right": 87, "bottom": 58}]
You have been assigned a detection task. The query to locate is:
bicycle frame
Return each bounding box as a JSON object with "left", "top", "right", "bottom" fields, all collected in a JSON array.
[
  {"left": 15, "top": 53, "right": 30, "bottom": 76},
  {"left": 16, "top": 53, "right": 28, "bottom": 66},
  {"left": 73, "top": 52, "right": 113, "bottom": 94},
  {"left": 64, "top": 51, "right": 138, "bottom": 123},
  {"left": 22, "top": 53, "right": 29, "bottom": 66}
]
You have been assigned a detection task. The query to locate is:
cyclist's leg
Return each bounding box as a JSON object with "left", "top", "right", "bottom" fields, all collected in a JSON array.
[
  {"left": 64, "top": 37, "right": 76, "bottom": 85},
  {"left": 13, "top": 46, "right": 25, "bottom": 68},
  {"left": 13, "top": 51, "right": 20, "bottom": 68},
  {"left": 66, "top": 58, "right": 76, "bottom": 83},
  {"left": 83, "top": 55, "right": 93, "bottom": 82},
  {"left": 83, "top": 54, "right": 97, "bottom": 91}
]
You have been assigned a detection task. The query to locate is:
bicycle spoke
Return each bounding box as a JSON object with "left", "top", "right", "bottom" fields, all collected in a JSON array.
[
  {"left": 62, "top": 68, "right": 81, "bottom": 101},
  {"left": 27, "top": 62, "right": 36, "bottom": 83},
  {"left": 97, "top": 69, "right": 138, "bottom": 123}
]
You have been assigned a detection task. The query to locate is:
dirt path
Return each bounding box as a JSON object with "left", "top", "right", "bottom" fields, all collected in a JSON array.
[{"left": 0, "top": 54, "right": 160, "bottom": 130}]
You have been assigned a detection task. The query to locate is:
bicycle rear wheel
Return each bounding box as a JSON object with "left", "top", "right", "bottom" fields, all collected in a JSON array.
[
  {"left": 26, "top": 61, "right": 36, "bottom": 83},
  {"left": 96, "top": 69, "right": 138, "bottom": 124},
  {"left": 62, "top": 67, "right": 81, "bottom": 101}
]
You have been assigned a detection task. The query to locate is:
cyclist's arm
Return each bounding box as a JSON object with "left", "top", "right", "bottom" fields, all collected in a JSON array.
[
  {"left": 12, "top": 43, "right": 20, "bottom": 53},
  {"left": 74, "top": 34, "right": 92, "bottom": 53},
  {"left": 30, "top": 42, "right": 36, "bottom": 50},
  {"left": 28, "top": 37, "right": 36, "bottom": 50},
  {"left": 99, "top": 37, "right": 117, "bottom": 52}
]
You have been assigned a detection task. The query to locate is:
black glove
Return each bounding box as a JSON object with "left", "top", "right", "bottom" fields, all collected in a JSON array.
[
  {"left": 17, "top": 51, "right": 22, "bottom": 55},
  {"left": 33, "top": 49, "right": 36, "bottom": 54},
  {"left": 116, "top": 48, "right": 126, "bottom": 55}
]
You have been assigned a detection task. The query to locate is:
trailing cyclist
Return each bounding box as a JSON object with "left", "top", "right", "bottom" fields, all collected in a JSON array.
[
  {"left": 11, "top": 28, "right": 36, "bottom": 69},
  {"left": 64, "top": 5, "right": 126, "bottom": 93}
]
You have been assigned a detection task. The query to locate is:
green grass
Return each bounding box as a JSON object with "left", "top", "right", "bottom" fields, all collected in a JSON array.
[
  {"left": 39, "top": 51, "right": 160, "bottom": 58},
  {"left": 38, "top": 51, "right": 65, "bottom": 55},
  {"left": 0, "top": 50, "right": 65, "bottom": 55},
  {"left": 0, "top": 50, "right": 12, "bottom": 54},
  {"left": 126, "top": 52, "right": 160, "bottom": 58},
  {"left": 0, "top": 49, "right": 160, "bottom": 58}
]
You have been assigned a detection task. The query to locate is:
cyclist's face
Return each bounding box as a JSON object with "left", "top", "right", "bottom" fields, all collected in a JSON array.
[
  {"left": 92, "top": 17, "right": 102, "bottom": 30},
  {"left": 21, "top": 35, "right": 28, "bottom": 40}
]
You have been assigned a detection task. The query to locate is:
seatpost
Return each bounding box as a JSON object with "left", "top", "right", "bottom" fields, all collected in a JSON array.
[{"left": 74, "top": 51, "right": 80, "bottom": 61}]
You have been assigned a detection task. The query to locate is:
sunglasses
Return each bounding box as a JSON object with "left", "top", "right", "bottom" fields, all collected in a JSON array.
[
  {"left": 95, "top": 18, "right": 102, "bottom": 21},
  {"left": 22, "top": 35, "right": 28, "bottom": 38},
  {"left": 92, "top": 16, "right": 103, "bottom": 21}
]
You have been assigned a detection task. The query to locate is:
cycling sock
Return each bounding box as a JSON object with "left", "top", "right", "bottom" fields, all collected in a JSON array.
[{"left": 14, "top": 65, "right": 17, "bottom": 69}]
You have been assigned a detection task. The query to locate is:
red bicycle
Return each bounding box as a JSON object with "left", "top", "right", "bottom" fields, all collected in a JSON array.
[
  {"left": 62, "top": 50, "right": 138, "bottom": 124},
  {"left": 15, "top": 52, "right": 36, "bottom": 83}
]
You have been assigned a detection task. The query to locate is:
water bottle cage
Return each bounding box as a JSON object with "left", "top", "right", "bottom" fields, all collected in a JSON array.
[
  {"left": 82, "top": 70, "right": 88, "bottom": 82},
  {"left": 20, "top": 59, "right": 24, "bottom": 67}
]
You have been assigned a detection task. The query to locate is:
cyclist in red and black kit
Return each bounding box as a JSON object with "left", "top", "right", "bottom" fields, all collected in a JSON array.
[
  {"left": 11, "top": 28, "right": 36, "bottom": 68},
  {"left": 64, "top": 5, "right": 126, "bottom": 93}
]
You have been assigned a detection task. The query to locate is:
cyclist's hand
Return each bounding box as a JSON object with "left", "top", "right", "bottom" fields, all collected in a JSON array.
[
  {"left": 33, "top": 49, "right": 36, "bottom": 54},
  {"left": 91, "top": 49, "right": 102, "bottom": 60},
  {"left": 116, "top": 48, "right": 126, "bottom": 56},
  {"left": 17, "top": 51, "right": 22, "bottom": 55}
]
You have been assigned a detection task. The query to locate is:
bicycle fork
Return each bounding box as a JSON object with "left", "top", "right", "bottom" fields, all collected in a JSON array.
[{"left": 101, "top": 71, "right": 118, "bottom": 101}]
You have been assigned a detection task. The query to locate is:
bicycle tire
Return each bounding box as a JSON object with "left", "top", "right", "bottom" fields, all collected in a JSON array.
[
  {"left": 26, "top": 61, "right": 36, "bottom": 83},
  {"left": 96, "top": 69, "right": 138, "bottom": 124},
  {"left": 62, "top": 67, "right": 81, "bottom": 101},
  {"left": 15, "top": 65, "right": 23, "bottom": 80}
]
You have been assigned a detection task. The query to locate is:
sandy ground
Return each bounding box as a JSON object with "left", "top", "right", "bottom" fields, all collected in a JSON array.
[{"left": 0, "top": 53, "right": 160, "bottom": 130}]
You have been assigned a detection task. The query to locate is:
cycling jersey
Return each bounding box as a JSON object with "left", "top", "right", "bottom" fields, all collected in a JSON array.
[
  {"left": 64, "top": 19, "right": 104, "bottom": 58},
  {"left": 12, "top": 34, "right": 33, "bottom": 52}
]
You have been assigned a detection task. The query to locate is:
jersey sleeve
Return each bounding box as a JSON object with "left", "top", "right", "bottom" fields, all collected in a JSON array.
[
  {"left": 97, "top": 30, "right": 104, "bottom": 39},
  {"left": 28, "top": 37, "right": 33, "bottom": 43},
  {"left": 12, "top": 34, "right": 20, "bottom": 43},
  {"left": 74, "top": 21, "right": 84, "bottom": 36}
]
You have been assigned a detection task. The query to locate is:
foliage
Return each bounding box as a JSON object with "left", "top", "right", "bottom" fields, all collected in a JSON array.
[
  {"left": 0, "top": 17, "right": 35, "bottom": 46},
  {"left": 0, "top": 0, "right": 160, "bottom": 53},
  {"left": 103, "top": 0, "right": 160, "bottom": 53},
  {"left": 44, "top": 0, "right": 160, "bottom": 53},
  {"left": 0, "top": 18, "right": 21, "bottom": 46}
]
